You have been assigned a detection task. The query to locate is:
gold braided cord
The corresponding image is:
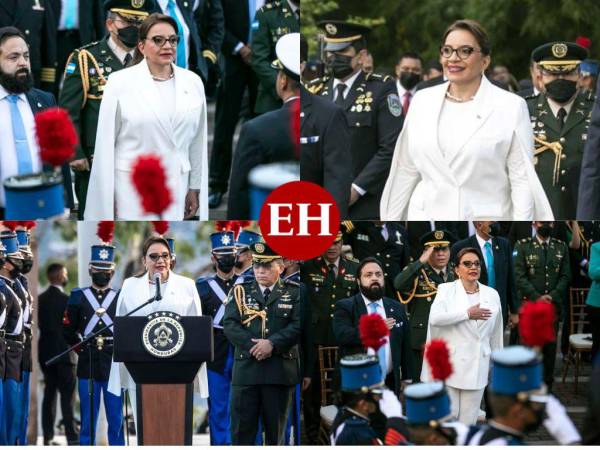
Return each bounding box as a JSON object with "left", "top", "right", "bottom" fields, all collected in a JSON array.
[
  {"left": 77, "top": 49, "right": 108, "bottom": 108},
  {"left": 533, "top": 136, "right": 563, "bottom": 186},
  {"left": 396, "top": 268, "right": 439, "bottom": 305},
  {"left": 233, "top": 284, "right": 267, "bottom": 338},
  {"left": 567, "top": 221, "right": 592, "bottom": 259}
]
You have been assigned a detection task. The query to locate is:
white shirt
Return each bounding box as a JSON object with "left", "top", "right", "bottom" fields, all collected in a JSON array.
[
  {"left": 475, "top": 232, "right": 493, "bottom": 272},
  {"left": 154, "top": 77, "right": 176, "bottom": 124},
  {"left": 333, "top": 70, "right": 361, "bottom": 102},
  {"left": 259, "top": 282, "right": 277, "bottom": 296},
  {"left": 438, "top": 99, "right": 475, "bottom": 158},
  {"left": 547, "top": 95, "right": 576, "bottom": 119},
  {"left": 58, "top": 0, "right": 79, "bottom": 30},
  {"left": 0, "top": 86, "right": 42, "bottom": 207},
  {"left": 361, "top": 294, "right": 392, "bottom": 374},
  {"left": 158, "top": 0, "right": 190, "bottom": 69},
  {"left": 107, "top": 36, "right": 135, "bottom": 66}
]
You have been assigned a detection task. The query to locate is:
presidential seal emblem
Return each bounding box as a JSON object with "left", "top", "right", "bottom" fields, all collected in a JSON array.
[{"left": 142, "top": 311, "right": 185, "bottom": 358}]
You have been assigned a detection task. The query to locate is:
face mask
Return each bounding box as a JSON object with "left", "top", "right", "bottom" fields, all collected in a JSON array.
[
  {"left": 359, "top": 282, "right": 383, "bottom": 300},
  {"left": 117, "top": 26, "right": 140, "bottom": 49},
  {"left": 328, "top": 53, "right": 354, "bottom": 80},
  {"left": 544, "top": 78, "right": 577, "bottom": 103},
  {"left": 9, "top": 268, "right": 20, "bottom": 278},
  {"left": 537, "top": 224, "right": 552, "bottom": 239},
  {"left": 7, "top": 257, "right": 23, "bottom": 274},
  {"left": 216, "top": 254, "right": 236, "bottom": 273},
  {"left": 399, "top": 71, "right": 420, "bottom": 90},
  {"left": 487, "top": 222, "right": 501, "bottom": 237},
  {"left": 21, "top": 259, "right": 33, "bottom": 275},
  {"left": 91, "top": 271, "right": 112, "bottom": 288}
]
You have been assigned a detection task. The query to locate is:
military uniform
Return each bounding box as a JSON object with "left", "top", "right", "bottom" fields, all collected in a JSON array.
[
  {"left": 223, "top": 248, "right": 300, "bottom": 445},
  {"left": 251, "top": 0, "right": 299, "bottom": 114},
  {"left": 14, "top": 275, "right": 33, "bottom": 444},
  {"left": 513, "top": 235, "right": 571, "bottom": 389}
]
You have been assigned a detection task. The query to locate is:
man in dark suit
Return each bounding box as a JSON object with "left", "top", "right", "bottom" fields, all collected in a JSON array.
[
  {"left": 578, "top": 74, "right": 600, "bottom": 219},
  {"left": 38, "top": 263, "right": 78, "bottom": 445},
  {"left": 333, "top": 257, "right": 414, "bottom": 394},
  {"left": 208, "top": 0, "right": 262, "bottom": 209},
  {"left": 0, "top": 26, "right": 73, "bottom": 217},
  {"left": 227, "top": 32, "right": 298, "bottom": 219},
  {"left": 451, "top": 221, "right": 519, "bottom": 329},
  {"left": 48, "top": 0, "right": 105, "bottom": 81},
  {"left": 0, "top": 0, "right": 58, "bottom": 92}
]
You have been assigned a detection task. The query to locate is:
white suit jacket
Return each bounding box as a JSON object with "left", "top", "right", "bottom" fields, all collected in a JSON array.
[
  {"left": 421, "top": 280, "right": 503, "bottom": 390},
  {"left": 85, "top": 59, "right": 208, "bottom": 220},
  {"left": 107, "top": 271, "right": 209, "bottom": 398},
  {"left": 380, "top": 76, "right": 553, "bottom": 220}
]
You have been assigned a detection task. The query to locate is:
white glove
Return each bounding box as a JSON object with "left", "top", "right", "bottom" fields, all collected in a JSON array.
[
  {"left": 378, "top": 389, "right": 403, "bottom": 418},
  {"left": 542, "top": 394, "right": 581, "bottom": 445}
]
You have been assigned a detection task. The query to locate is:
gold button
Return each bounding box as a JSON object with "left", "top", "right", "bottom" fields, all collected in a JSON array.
[
  {"left": 25, "top": 29, "right": 30, "bottom": 35},
  {"left": 386, "top": 254, "right": 391, "bottom": 258},
  {"left": 265, "top": 328, "right": 269, "bottom": 333},
  {"left": 331, "top": 304, "right": 335, "bottom": 308},
  {"left": 330, "top": 314, "right": 334, "bottom": 318},
  {"left": 355, "top": 122, "right": 360, "bottom": 126},
  {"left": 332, "top": 285, "right": 336, "bottom": 288},
  {"left": 561, "top": 186, "right": 566, "bottom": 191},
  {"left": 559, "top": 137, "right": 566, "bottom": 143},
  {"left": 561, "top": 154, "right": 566, "bottom": 159},
  {"left": 561, "top": 170, "right": 566, "bottom": 175},
  {"left": 331, "top": 294, "right": 336, "bottom": 298},
  {"left": 385, "top": 263, "right": 390, "bottom": 266}
]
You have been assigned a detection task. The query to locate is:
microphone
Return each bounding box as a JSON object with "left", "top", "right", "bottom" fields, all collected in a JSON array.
[{"left": 153, "top": 272, "right": 162, "bottom": 301}]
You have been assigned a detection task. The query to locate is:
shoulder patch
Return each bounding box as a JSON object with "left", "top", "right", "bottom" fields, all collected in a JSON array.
[
  {"left": 284, "top": 279, "right": 300, "bottom": 287},
  {"left": 387, "top": 93, "right": 402, "bottom": 117},
  {"left": 65, "top": 62, "right": 77, "bottom": 75}
]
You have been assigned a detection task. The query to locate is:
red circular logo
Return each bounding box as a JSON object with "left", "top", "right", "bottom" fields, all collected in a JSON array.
[{"left": 258, "top": 181, "right": 340, "bottom": 261}]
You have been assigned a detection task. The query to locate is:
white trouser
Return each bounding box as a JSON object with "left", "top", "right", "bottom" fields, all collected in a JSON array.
[{"left": 446, "top": 386, "right": 485, "bottom": 425}]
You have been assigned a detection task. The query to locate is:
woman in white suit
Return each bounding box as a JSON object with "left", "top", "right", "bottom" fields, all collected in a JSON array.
[
  {"left": 85, "top": 13, "right": 208, "bottom": 220},
  {"left": 107, "top": 235, "right": 209, "bottom": 423},
  {"left": 422, "top": 247, "right": 503, "bottom": 425},
  {"left": 380, "top": 19, "right": 553, "bottom": 220}
]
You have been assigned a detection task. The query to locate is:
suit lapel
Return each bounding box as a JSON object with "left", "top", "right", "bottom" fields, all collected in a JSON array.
[
  {"left": 539, "top": 95, "right": 561, "bottom": 134},
  {"left": 265, "top": 280, "right": 283, "bottom": 307},
  {"left": 561, "top": 98, "right": 586, "bottom": 136},
  {"left": 455, "top": 281, "right": 479, "bottom": 338},
  {"left": 355, "top": 294, "right": 367, "bottom": 319},
  {"left": 342, "top": 71, "right": 365, "bottom": 111},
  {"left": 26, "top": 91, "right": 46, "bottom": 113},
  {"left": 136, "top": 61, "right": 175, "bottom": 145}
]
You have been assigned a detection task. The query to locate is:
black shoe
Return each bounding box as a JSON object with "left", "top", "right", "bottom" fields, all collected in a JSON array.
[{"left": 209, "top": 191, "right": 224, "bottom": 209}]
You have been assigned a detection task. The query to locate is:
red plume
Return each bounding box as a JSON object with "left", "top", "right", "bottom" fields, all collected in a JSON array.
[
  {"left": 576, "top": 36, "right": 591, "bottom": 49},
  {"left": 2, "top": 221, "right": 19, "bottom": 231},
  {"left": 424, "top": 339, "right": 453, "bottom": 381},
  {"left": 18, "top": 221, "right": 36, "bottom": 230},
  {"left": 215, "top": 221, "right": 252, "bottom": 238},
  {"left": 289, "top": 98, "right": 300, "bottom": 160},
  {"left": 152, "top": 221, "right": 169, "bottom": 236},
  {"left": 359, "top": 313, "right": 389, "bottom": 352},
  {"left": 519, "top": 299, "right": 556, "bottom": 347},
  {"left": 34, "top": 108, "right": 77, "bottom": 167},
  {"left": 131, "top": 155, "right": 172, "bottom": 217},
  {"left": 97, "top": 221, "right": 115, "bottom": 244}
]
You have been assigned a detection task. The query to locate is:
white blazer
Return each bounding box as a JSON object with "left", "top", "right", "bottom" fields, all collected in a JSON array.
[
  {"left": 107, "top": 271, "right": 209, "bottom": 398},
  {"left": 380, "top": 76, "right": 553, "bottom": 220},
  {"left": 84, "top": 59, "right": 208, "bottom": 220},
  {"left": 421, "top": 280, "right": 503, "bottom": 390}
]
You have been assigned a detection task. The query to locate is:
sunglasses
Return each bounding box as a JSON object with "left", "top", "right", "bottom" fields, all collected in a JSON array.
[
  {"left": 148, "top": 252, "right": 171, "bottom": 262},
  {"left": 439, "top": 45, "right": 481, "bottom": 60},
  {"left": 433, "top": 245, "right": 449, "bottom": 251},
  {"left": 147, "top": 35, "right": 180, "bottom": 48},
  {"left": 461, "top": 260, "right": 481, "bottom": 268}
]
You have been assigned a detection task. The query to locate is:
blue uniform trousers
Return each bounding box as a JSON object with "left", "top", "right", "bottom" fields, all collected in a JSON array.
[
  {"left": 18, "top": 371, "right": 30, "bottom": 445},
  {"left": 2, "top": 378, "right": 22, "bottom": 444},
  {"left": 207, "top": 349, "right": 234, "bottom": 445},
  {"left": 78, "top": 379, "right": 124, "bottom": 445}
]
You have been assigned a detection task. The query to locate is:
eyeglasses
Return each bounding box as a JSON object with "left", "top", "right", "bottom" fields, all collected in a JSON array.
[
  {"left": 440, "top": 45, "right": 481, "bottom": 60},
  {"left": 461, "top": 260, "right": 481, "bottom": 268},
  {"left": 147, "top": 35, "right": 180, "bottom": 48},
  {"left": 148, "top": 252, "right": 171, "bottom": 262}
]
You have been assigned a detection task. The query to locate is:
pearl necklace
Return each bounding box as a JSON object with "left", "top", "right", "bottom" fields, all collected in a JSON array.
[
  {"left": 152, "top": 70, "right": 174, "bottom": 82},
  {"left": 465, "top": 287, "right": 480, "bottom": 294},
  {"left": 445, "top": 91, "right": 475, "bottom": 102}
]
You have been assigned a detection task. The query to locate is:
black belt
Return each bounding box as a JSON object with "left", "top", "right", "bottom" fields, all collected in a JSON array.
[{"left": 6, "top": 334, "right": 23, "bottom": 343}]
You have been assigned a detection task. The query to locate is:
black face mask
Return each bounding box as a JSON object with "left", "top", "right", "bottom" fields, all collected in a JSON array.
[
  {"left": 7, "top": 257, "right": 23, "bottom": 275},
  {"left": 487, "top": 222, "right": 501, "bottom": 237},
  {"left": 116, "top": 26, "right": 140, "bottom": 49},
  {"left": 327, "top": 53, "right": 354, "bottom": 80},
  {"left": 544, "top": 78, "right": 577, "bottom": 103},
  {"left": 0, "top": 67, "right": 33, "bottom": 94},
  {"left": 537, "top": 224, "right": 553, "bottom": 239},
  {"left": 91, "top": 271, "right": 112, "bottom": 288},
  {"left": 21, "top": 259, "right": 33, "bottom": 275},
  {"left": 399, "top": 71, "right": 420, "bottom": 90},
  {"left": 359, "top": 282, "right": 384, "bottom": 300},
  {"left": 216, "top": 254, "right": 236, "bottom": 273}
]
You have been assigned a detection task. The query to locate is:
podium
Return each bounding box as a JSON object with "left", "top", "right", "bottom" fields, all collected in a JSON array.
[{"left": 113, "top": 314, "right": 213, "bottom": 445}]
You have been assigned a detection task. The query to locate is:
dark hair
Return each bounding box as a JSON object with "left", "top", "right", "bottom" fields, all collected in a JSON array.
[
  {"left": 132, "top": 13, "right": 179, "bottom": 65},
  {"left": 454, "top": 247, "right": 481, "bottom": 266},
  {"left": 47, "top": 262, "right": 65, "bottom": 282},
  {"left": 0, "top": 26, "right": 27, "bottom": 55},
  {"left": 442, "top": 19, "right": 491, "bottom": 56},
  {"left": 356, "top": 256, "right": 384, "bottom": 279},
  {"left": 397, "top": 51, "right": 422, "bottom": 65},
  {"left": 135, "top": 235, "right": 172, "bottom": 277}
]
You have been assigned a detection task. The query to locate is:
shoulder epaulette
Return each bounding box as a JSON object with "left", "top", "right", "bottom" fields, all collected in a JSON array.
[
  {"left": 79, "top": 40, "right": 100, "bottom": 51},
  {"left": 344, "top": 255, "right": 359, "bottom": 263},
  {"left": 365, "top": 72, "right": 392, "bottom": 82},
  {"left": 305, "top": 76, "right": 329, "bottom": 95},
  {"left": 341, "top": 220, "right": 355, "bottom": 233},
  {"left": 525, "top": 92, "right": 539, "bottom": 101},
  {"left": 284, "top": 279, "right": 300, "bottom": 287},
  {"left": 520, "top": 238, "right": 529, "bottom": 243}
]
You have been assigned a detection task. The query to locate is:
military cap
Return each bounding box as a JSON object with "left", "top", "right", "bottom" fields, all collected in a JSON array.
[
  {"left": 490, "top": 346, "right": 547, "bottom": 402},
  {"left": 318, "top": 20, "right": 371, "bottom": 52},
  {"left": 0, "top": 232, "right": 23, "bottom": 259},
  {"left": 580, "top": 59, "right": 599, "bottom": 77},
  {"left": 251, "top": 242, "right": 281, "bottom": 263},
  {"left": 166, "top": 237, "right": 176, "bottom": 260},
  {"left": 531, "top": 41, "right": 589, "bottom": 73},
  {"left": 103, "top": 0, "right": 156, "bottom": 18},
  {"left": 236, "top": 229, "right": 262, "bottom": 249},
  {"left": 272, "top": 32, "right": 300, "bottom": 81},
  {"left": 90, "top": 244, "right": 116, "bottom": 270},
  {"left": 420, "top": 230, "right": 454, "bottom": 248},
  {"left": 404, "top": 382, "right": 451, "bottom": 425},
  {"left": 210, "top": 231, "right": 236, "bottom": 253},
  {"left": 340, "top": 354, "right": 384, "bottom": 393}
]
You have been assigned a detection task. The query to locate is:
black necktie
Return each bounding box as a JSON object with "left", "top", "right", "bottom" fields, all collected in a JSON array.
[
  {"left": 263, "top": 288, "right": 271, "bottom": 302},
  {"left": 124, "top": 53, "right": 132, "bottom": 67},
  {"left": 557, "top": 107, "right": 567, "bottom": 130},
  {"left": 335, "top": 83, "right": 346, "bottom": 106},
  {"left": 542, "top": 243, "right": 548, "bottom": 266},
  {"left": 438, "top": 271, "right": 445, "bottom": 281}
]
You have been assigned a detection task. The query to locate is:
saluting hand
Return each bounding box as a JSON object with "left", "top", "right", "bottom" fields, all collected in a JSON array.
[{"left": 419, "top": 246, "right": 435, "bottom": 264}]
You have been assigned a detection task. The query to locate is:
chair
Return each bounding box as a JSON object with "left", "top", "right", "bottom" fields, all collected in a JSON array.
[
  {"left": 562, "top": 287, "right": 592, "bottom": 392},
  {"left": 317, "top": 346, "right": 338, "bottom": 445}
]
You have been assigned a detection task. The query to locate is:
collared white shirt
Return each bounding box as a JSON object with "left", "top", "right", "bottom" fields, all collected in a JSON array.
[
  {"left": 361, "top": 294, "right": 392, "bottom": 374},
  {"left": 158, "top": 0, "right": 190, "bottom": 69},
  {"left": 547, "top": 95, "right": 576, "bottom": 118},
  {"left": 107, "top": 35, "right": 135, "bottom": 66},
  {"left": 536, "top": 234, "right": 551, "bottom": 245},
  {"left": 475, "top": 232, "right": 494, "bottom": 272},
  {"left": 58, "top": 0, "right": 79, "bottom": 30},
  {"left": 0, "top": 85, "right": 42, "bottom": 207},
  {"left": 333, "top": 69, "right": 361, "bottom": 102},
  {"left": 396, "top": 79, "right": 417, "bottom": 103},
  {"left": 259, "top": 282, "right": 277, "bottom": 296},
  {"left": 324, "top": 257, "right": 340, "bottom": 276}
]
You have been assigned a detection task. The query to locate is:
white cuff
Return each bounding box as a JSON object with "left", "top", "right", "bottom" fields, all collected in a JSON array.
[
  {"left": 352, "top": 183, "right": 366, "bottom": 196},
  {"left": 233, "top": 42, "right": 244, "bottom": 55}
]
